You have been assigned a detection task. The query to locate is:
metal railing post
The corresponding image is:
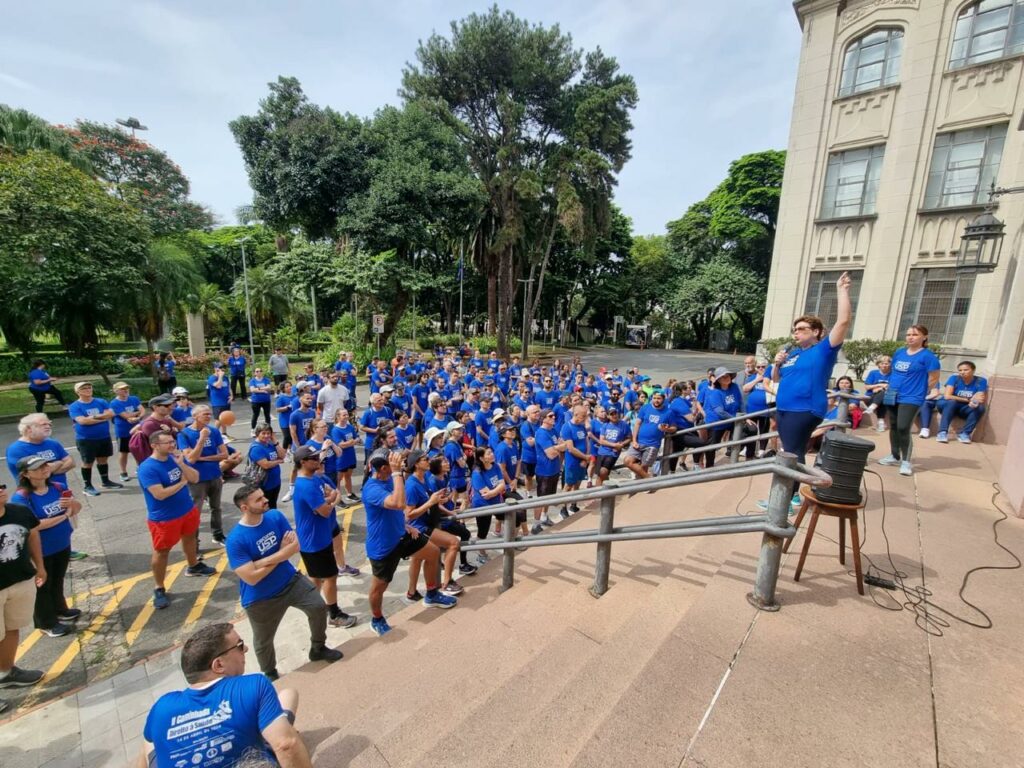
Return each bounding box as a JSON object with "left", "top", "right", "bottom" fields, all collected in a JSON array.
[
  {"left": 836, "top": 397, "right": 850, "bottom": 431},
  {"left": 501, "top": 504, "right": 516, "bottom": 592},
  {"left": 730, "top": 413, "right": 745, "bottom": 463},
  {"left": 747, "top": 452, "right": 798, "bottom": 612},
  {"left": 590, "top": 483, "right": 618, "bottom": 597}
]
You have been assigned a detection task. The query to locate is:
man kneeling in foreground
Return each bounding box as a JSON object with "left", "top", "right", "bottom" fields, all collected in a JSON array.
[{"left": 138, "top": 622, "right": 311, "bottom": 768}]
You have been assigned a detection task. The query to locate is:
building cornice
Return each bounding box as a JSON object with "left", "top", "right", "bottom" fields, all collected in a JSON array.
[
  {"left": 792, "top": 0, "right": 841, "bottom": 30},
  {"left": 838, "top": 0, "right": 920, "bottom": 30}
]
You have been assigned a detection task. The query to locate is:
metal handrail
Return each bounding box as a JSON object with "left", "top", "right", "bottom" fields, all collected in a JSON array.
[{"left": 449, "top": 452, "right": 831, "bottom": 611}]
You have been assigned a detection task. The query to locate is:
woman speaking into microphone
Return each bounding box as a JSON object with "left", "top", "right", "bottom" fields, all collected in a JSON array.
[{"left": 761, "top": 272, "right": 853, "bottom": 509}]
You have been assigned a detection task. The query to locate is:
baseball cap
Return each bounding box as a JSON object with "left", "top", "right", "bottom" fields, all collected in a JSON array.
[
  {"left": 295, "top": 380, "right": 312, "bottom": 391},
  {"left": 607, "top": 406, "right": 621, "bottom": 415},
  {"left": 292, "top": 445, "right": 320, "bottom": 464},
  {"left": 16, "top": 455, "right": 51, "bottom": 473},
  {"left": 112, "top": 381, "right": 130, "bottom": 391},
  {"left": 149, "top": 394, "right": 175, "bottom": 407},
  {"left": 73, "top": 381, "right": 92, "bottom": 393},
  {"left": 380, "top": 384, "right": 395, "bottom": 394},
  {"left": 172, "top": 386, "right": 189, "bottom": 396},
  {"left": 405, "top": 449, "right": 426, "bottom": 472},
  {"left": 368, "top": 454, "right": 390, "bottom": 472},
  {"left": 423, "top": 426, "right": 445, "bottom": 446},
  {"left": 444, "top": 420, "right": 464, "bottom": 435}
]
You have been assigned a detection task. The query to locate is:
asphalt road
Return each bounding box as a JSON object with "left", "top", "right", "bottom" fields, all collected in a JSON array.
[{"left": 1, "top": 347, "right": 744, "bottom": 711}]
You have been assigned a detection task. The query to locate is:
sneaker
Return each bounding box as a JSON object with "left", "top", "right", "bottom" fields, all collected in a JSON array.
[
  {"left": 57, "top": 608, "right": 82, "bottom": 621},
  {"left": 458, "top": 563, "right": 478, "bottom": 576},
  {"left": 346, "top": 494, "right": 360, "bottom": 504},
  {"left": 152, "top": 588, "right": 170, "bottom": 609},
  {"left": 441, "top": 580, "right": 464, "bottom": 596},
  {"left": 402, "top": 590, "right": 423, "bottom": 605},
  {"left": 250, "top": 429, "right": 257, "bottom": 438},
  {"left": 118, "top": 473, "right": 130, "bottom": 483},
  {"left": 100, "top": 480, "right": 123, "bottom": 489},
  {"left": 308, "top": 646, "right": 343, "bottom": 663},
  {"left": 899, "top": 461, "right": 913, "bottom": 476},
  {"left": 865, "top": 403, "right": 877, "bottom": 414},
  {"left": 876, "top": 420, "right": 886, "bottom": 432},
  {"left": 222, "top": 470, "right": 240, "bottom": 480},
  {"left": 83, "top": 485, "right": 100, "bottom": 497},
  {"left": 0, "top": 667, "right": 44, "bottom": 688},
  {"left": 919, "top": 428, "right": 930, "bottom": 439},
  {"left": 328, "top": 612, "right": 357, "bottom": 629},
  {"left": 280, "top": 488, "right": 293, "bottom": 503},
  {"left": 878, "top": 455, "right": 900, "bottom": 466},
  {"left": 212, "top": 534, "right": 226, "bottom": 547},
  {"left": 68, "top": 551, "right": 88, "bottom": 561},
  {"left": 530, "top": 523, "right": 544, "bottom": 536},
  {"left": 42, "top": 623, "right": 73, "bottom": 638},
  {"left": 558, "top": 506, "right": 570, "bottom": 520},
  {"left": 338, "top": 564, "right": 361, "bottom": 577},
  {"left": 958, "top": 433, "right": 972, "bottom": 444},
  {"left": 540, "top": 517, "right": 555, "bottom": 528},
  {"left": 264, "top": 669, "right": 279, "bottom": 682},
  {"left": 370, "top": 617, "right": 392, "bottom": 636},
  {"left": 936, "top": 431, "right": 949, "bottom": 443},
  {"left": 423, "top": 589, "right": 457, "bottom": 609},
  {"left": 791, "top": 494, "right": 802, "bottom": 508},
  {"left": 476, "top": 552, "right": 491, "bottom": 566},
  {"left": 186, "top": 562, "right": 216, "bottom": 577},
  {"left": 569, "top": 504, "right": 580, "bottom": 514}
]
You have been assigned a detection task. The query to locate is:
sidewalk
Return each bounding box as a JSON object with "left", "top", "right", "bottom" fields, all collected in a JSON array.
[{"left": 2, "top": 431, "right": 1021, "bottom": 767}]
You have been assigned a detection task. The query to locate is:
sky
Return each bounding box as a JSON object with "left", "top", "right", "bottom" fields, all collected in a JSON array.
[{"left": 1, "top": 1, "right": 802, "bottom": 237}]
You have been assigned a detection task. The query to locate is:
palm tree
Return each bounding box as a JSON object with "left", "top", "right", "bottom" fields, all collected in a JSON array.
[
  {"left": 0, "top": 105, "right": 92, "bottom": 172},
  {"left": 232, "top": 266, "right": 290, "bottom": 349},
  {"left": 128, "top": 240, "right": 202, "bottom": 368},
  {"left": 187, "top": 282, "right": 231, "bottom": 344}
]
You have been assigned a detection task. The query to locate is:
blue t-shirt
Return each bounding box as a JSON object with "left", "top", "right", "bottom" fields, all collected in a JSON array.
[
  {"left": 889, "top": 347, "right": 942, "bottom": 406},
  {"left": 519, "top": 421, "right": 538, "bottom": 464},
  {"left": 635, "top": 403, "right": 671, "bottom": 447},
  {"left": 390, "top": 393, "right": 412, "bottom": 416},
  {"left": 68, "top": 398, "right": 112, "bottom": 441},
  {"left": 110, "top": 396, "right": 143, "bottom": 439},
  {"left": 945, "top": 374, "right": 987, "bottom": 400},
  {"left": 12, "top": 483, "right": 72, "bottom": 556},
  {"left": 668, "top": 397, "right": 694, "bottom": 431},
  {"left": 289, "top": 407, "right": 315, "bottom": 446},
  {"left": 247, "top": 441, "right": 282, "bottom": 490},
  {"left": 28, "top": 368, "right": 51, "bottom": 392},
  {"left": 6, "top": 438, "right": 70, "bottom": 487},
  {"left": 471, "top": 464, "right": 504, "bottom": 507},
  {"left": 704, "top": 385, "right": 742, "bottom": 431},
  {"left": 207, "top": 374, "right": 231, "bottom": 407},
  {"left": 598, "top": 421, "right": 630, "bottom": 456},
  {"left": 330, "top": 423, "right": 358, "bottom": 470},
  {"left": 534, "top": 389, "right": 559, "bottom": 410},
  {"left": 363, "top": 476, "right": 405, "bottom": 559},
  {"left": 395, "top": 424, "right": 417, "bottom": 450},
  {"left": 776, "top": 338, "right": 842, "bottom": 417},
  {"left": 359, "top": 407, "right": 389, "bottom": 452},
  {"left": 744, "top": 371, "right": 771, "bottom": 413},
  {"left": 444, "top": 441, "right": 468, "bottom": 487},
  {"left": 248, "top": 377, "right": 272, "bottom": 404},
  {"left": 560, "top": 421, "right": 589, "bottom": 466},
  {"left": 138, "top": 456, "right": 194, "bottom": 522},
  {"left": 227, "top": 354, "right": 246, "bottom": 375},
  {"left": 865, "top": 369, "right": 889, "bottom": 388},
  {"left": 171, "top": 404, "right": 193, "bottom": 427},
  {"left": 474, "top": 409, "right": 494, "bottom": 443},
  {"left": 495, "top": 440, "right": 519, "bottom": 480},
  {"left": 535, "top": 425, "right": 562, "bottom": 477},
  {"left": 144, "top": 674, "right": 284, "bottom": 768},
  {"left": 411, "top": 384, "right": 431, "bottom": 416},
  {"left": 292, "top": 475, "right": 336, "bottom": 552},
  {"left": 275, "top": 394, "right": 292, "bottom": 430},
  {"left": 226, "top": 509, "right": 297, "bottom": 607},
  {"left": 177, "top": 426, "right": 225, "bottom": 482},
  {"left": 404, "top": 473, "right": 433, "bottom": 534}
]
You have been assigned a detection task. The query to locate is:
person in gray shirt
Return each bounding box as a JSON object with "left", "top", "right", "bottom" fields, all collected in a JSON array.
[{"left": 268, "top": 348, "right": 290, "bottom": 385}]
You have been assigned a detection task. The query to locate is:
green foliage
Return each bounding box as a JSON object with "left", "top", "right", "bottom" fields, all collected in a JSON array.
[
  {"left": 395, "top": 312, "right": 434, "bottom": 341},
  {"left": 65, "top": 120, "right": 213, "bottom": 235},
  {"left": 760, "top": 337, "right": 790, "bottom": 361},
  {"left": 843, "top": 338, "right": 943, "bottom": 379},
  {"left": 465, "top": 335, "right": 521, "bottom": 355},
  {"left": 315, "top": 342, "right": 395, "bottom": 374},
  {"left": 127, "top": 239, "right": 203, "bottom": 350},
  {"left": 416, "top": 334, "right": 462, "bottom": 351},
  {"left": 0, "top": 105, "right": 92, "bottom": 172},
  {"left": 0, "top": 355, "right": 123, "bottom": 385}
]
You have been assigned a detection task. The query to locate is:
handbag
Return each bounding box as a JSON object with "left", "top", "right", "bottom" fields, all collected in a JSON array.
[{"left": 242, "top": 450, "right": 267, "bottom": 486}]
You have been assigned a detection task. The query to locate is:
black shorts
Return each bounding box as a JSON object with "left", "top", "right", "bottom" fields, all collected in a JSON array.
[
  {"left": 212, "top": 404, "right": 231, "bottom": 420},
  {"left": 536, "top": 474, "right": 559, "bottom": 497},
  {"left": 77, "top": 438, "right": 113, "bottom": 463},
  {"left": 597, "top": 454, "right": 618, "bottom": 472},
  {"left": 117, "top": 436, "right": 131, "bottom": 454},
  {"left": 300, "top": 544, "right": 338, "bottom": 579},
  {"left": 369, "top": 533, "right": 428, "bottom": 583},
  {"left": 521, "top": 461, "right": 536, "bottom": 478}
]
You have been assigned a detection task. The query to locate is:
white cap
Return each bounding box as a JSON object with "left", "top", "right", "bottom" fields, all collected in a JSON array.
[
  {"left": 380, "top": 384, "right": 395, "bottom": 394},
  {"left": 296, "top": 380, "right": 313, "bottom": 390},
  {"left": 445, "top": 420, "right": 464, "bottom": 435},
  {"left": 423, "top": 427, "right": 445, "bottom": 446},
  {"left": 171, "top": 386, "right": 189, "bottom": 396},
  {"left": 491, "top": 408, "right": 506, "bottom": 423}
]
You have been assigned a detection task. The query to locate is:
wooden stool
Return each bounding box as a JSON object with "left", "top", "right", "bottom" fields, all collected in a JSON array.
[{"left": 783, "top": 486, "right": 866, "bottom": 595}]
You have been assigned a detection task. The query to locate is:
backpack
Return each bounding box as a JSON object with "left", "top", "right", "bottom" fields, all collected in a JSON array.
[
  {"left": 128, "top": 429, "right": 152, "bottom": 464},
  {"left": 241, "top": 446, "right": 267, "bottom": 486}
]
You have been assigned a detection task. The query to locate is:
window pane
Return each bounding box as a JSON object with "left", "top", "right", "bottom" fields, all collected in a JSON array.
[
  {"left": 925, "top": 125, "right": 1006, "bottom": 208},
  {"left": 898, "top": 269, "right": 975, "bottom": 345},
  {"left": 820, "top": 146, "right": 885, "bottom": 218},
  {"left": 969, "top": 29, "right": 1010, "bottom": 62},
  {"left": 805, "top": 271, "right": 863, "bottom": 330},
  {"left": 973, "top": 6, "right": 1011, "bottom": 34},
  {"left": 840, "top": 28, "right": 902, "bottom": 96}
]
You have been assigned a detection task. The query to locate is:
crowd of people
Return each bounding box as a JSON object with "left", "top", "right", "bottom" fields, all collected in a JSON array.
[{"left": 1, "top": 272, "right": 991, "bottom": 740}]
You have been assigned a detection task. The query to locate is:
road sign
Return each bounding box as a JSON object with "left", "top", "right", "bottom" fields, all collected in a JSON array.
[{"left": 372, "top": 314, "right": 385, "bottom": 334}]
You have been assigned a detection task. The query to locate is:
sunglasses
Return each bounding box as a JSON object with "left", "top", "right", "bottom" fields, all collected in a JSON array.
[
  {"left": 213, "top": 639, "right": 247, "bottom": 660},
  {"left": 0, "top": 484, "right": 7, "bottom": 491}
]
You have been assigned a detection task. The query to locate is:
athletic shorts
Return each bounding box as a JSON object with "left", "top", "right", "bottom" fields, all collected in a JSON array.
[
  {"left": 147, "top": 507, "right": 200, "bottom": 551},
  {"left": 536, "top": 474, "right": 559, "bottom": 497},
  {"left": 212, "top": 405, "right": 231, "bottom": 420},
  {"left": 520, "top": 461, "right": 536, "bottom": 478},
  {"left": 117, "top": 436, "right": 131, "bottom": 454},
  {"left": 564, "top": 462, "right": 587, "bottom": 486},
  {"left": 77, "top": 438, "right": 113, "bottom": 463},
  {"left": 369, "top": 533, "right": 428, "bottom": 583},
  {"left": 624, "top": 445, "right": 659, "bottom": 468},
  {"left": 597, "top": 454, "right": 619, "bottom": 472},
  {"left": 300, "top": 544, "right": 338, "bottom": 579},
  {"left": 0, "top": 578, "right": 35, "bottom": 636}
]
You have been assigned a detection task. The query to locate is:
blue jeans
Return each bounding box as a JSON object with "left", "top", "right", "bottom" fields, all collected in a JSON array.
[
  {"left": 939, "top": 401, "right": 986, "bottom": 436},
  {"left": 918, "top": 397, "right": 945, "bottom": 430}
]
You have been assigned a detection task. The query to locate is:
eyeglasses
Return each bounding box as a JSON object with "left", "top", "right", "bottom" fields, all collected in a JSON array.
[
  {"left": 213, "top": 639, "right": 247, "bottom": 660},
  {"left": 792, "top": 325, "right": 813, "bottom": 332},
  {"left": 254, "top": 369, "right": 263, "bottom": 373},
  {"left": 0, "top": 484, "right": 7, "bottom": 491},
  {"left": 756, "top": 365, "right": 767, "bottom": 369}
]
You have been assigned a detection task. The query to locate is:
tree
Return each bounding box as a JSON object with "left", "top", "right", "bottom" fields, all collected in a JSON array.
[
  {"left": 64, "top": 121, "right": 213, "bottom": 235},
  {"left": 0, "top": 105, "right": 92, "bottom": 172},
  {"left": 401, "top": 5, "right": 638, "bottom": 356},
  {"left": 230, "top": 77, "right": 368, "bottom": 240},
  {"left": 665, "top": 258, "right": 764, "bottom": 348},
  {"left": 188, "top": 282, "right": 231, "bottom": 341},
  {"left": 126, "top": 239, "right": 203, "bottom": 363},
  {"left": 231, "top": 265, "right": 290, "bottom": 343},
  {"left": 0, "top": 151, "right": 149, "bottom": 356}
]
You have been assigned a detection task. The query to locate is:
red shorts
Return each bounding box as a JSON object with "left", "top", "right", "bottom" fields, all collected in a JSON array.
[{"left": 148, "top": 507, "right": 200, "bottom": 551}]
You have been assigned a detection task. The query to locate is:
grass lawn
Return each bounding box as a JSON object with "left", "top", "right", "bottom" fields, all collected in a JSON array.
[{"left": 0, "top": 376, "right": 209, "bottom": 419}]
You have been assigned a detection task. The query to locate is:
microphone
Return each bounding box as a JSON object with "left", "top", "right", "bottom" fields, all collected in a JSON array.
[{"left": 780, "top": 343, "right": 793, "bottom": 357}]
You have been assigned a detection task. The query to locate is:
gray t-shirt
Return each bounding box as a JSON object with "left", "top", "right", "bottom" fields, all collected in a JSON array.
[{"left": 268, "top": 354, "right": 290, "bottom": 376}]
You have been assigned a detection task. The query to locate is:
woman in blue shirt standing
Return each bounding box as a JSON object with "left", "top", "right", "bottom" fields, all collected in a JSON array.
[
  {"left": 879, "top": 325, "right": 941, "bottom": 476},
  {"left": 767, "top": 272, "right": 853, "bottom": 507}
]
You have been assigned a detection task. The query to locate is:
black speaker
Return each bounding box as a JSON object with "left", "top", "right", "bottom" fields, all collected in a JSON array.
[{"left": 813, "top": 431, "right": 874, "bottom": 505}]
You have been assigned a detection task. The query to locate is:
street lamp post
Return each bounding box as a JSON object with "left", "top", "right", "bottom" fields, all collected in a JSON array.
[
  {"left": 234, "top": 237, "right": 256, "bottom": 361},
  {"left": 518, "top": 277, "right": 534, "bottom": 355},
  {"left": 956, "top": 183, "right": 1024, "bottom": 274}
]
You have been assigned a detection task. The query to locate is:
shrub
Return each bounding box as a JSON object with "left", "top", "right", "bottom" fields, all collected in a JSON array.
[
  {"left": 759, "top": 337, "right": 790, "bottom": 361},
  {"left": 314, "top": 342, "right": 397, "bottom": 374},
  {"left": 0, "top": 355, "right": 124, "bottom": 385},
  {"left": 466, "top": 335, "right": 522, "bottom": 355}
]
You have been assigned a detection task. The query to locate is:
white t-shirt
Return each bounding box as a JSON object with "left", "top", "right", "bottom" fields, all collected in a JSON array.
[{"left": 316, "top": 384, "right": 349, "bottom": 422}]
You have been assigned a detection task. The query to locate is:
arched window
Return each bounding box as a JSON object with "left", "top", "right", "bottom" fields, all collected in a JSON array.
[
  {"left": 838, "top": 28, "right": 904, "bottom": 97},
  {"left": 949, "top": 0, "right": 1024, "bottom": 70}
]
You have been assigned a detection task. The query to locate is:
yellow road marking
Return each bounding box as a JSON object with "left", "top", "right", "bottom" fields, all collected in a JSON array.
[
  {"left": 182, "top": 552, "right": 228, "bottom": 628},
  {"left": 16, "top": 629, "right": 42, "bottom": 660},
  {"left": 124, "top": 560, "right": 189, "bottom": 648},
  {"left": 341, "top": 506, "right": 355, "bottom": 554},
  {"left": 20, "top": 581, "right": 136, "bottom": 708}
]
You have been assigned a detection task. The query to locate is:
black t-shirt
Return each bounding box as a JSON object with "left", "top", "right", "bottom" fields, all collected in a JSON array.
[{"left": 0, "top": 502, "right": 40, "bottom": 590}]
